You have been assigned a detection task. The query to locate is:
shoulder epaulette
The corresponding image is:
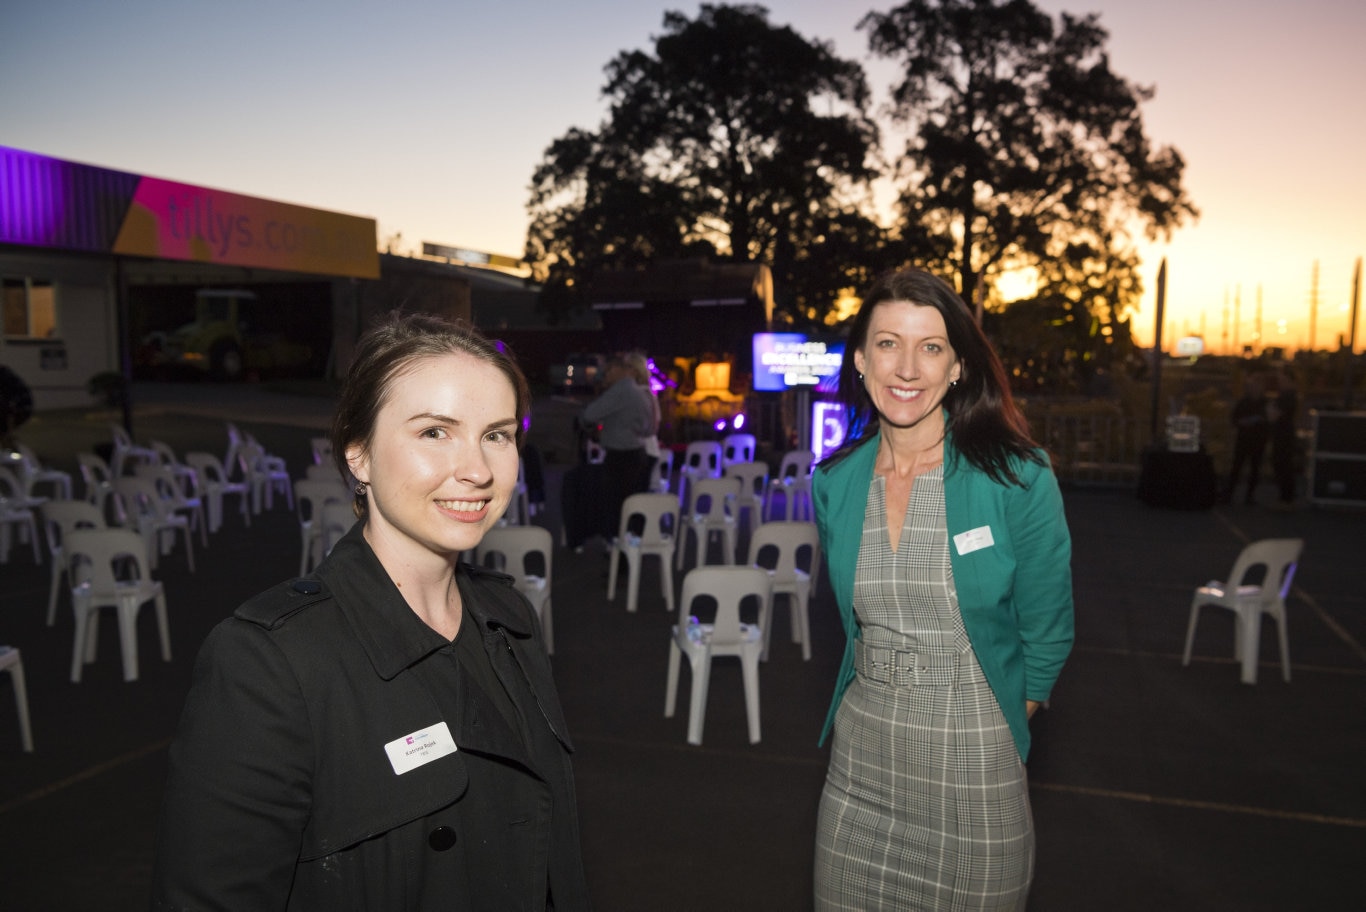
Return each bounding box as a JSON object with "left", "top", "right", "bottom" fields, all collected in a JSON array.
[{"left": 235, "top": 577, "right": 333, "bottom": 630}]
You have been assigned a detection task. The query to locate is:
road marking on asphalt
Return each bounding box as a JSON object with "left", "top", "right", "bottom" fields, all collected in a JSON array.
[
  {"left": 1031, "top": 780, "right": 1366, "bottom": 829},
  {"left": 0, "top": 738, "right": 172, "bottom": 817},
  {"left": 1072, "top": 644, "right": 1366, "bottom": 677}
]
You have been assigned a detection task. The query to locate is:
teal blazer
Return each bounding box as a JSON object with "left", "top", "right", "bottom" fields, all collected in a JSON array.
[{"left": 812, "top": 430, "right": 1074, "bottom": 760}]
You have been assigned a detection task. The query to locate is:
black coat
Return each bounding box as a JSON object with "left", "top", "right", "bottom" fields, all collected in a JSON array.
[{"left": 151, "top": 524, "right": 590, "bottom": 911}]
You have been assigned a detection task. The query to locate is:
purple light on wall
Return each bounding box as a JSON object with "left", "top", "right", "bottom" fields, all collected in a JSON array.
[
  {"left": 0, "top": 145, "right": 141, "bottom": 252},
  {"left": 812, "top": 400, "right": 848, "bottom": 461}
]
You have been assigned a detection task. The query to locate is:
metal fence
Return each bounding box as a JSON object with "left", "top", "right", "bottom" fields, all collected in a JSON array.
[{"left": 1034, "top": 411, "right": 1148, "bottom": 488}]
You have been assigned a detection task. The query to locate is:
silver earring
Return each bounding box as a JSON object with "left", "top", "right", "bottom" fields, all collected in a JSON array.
[
  {"left": 950, "top": 379, "right": 959, "bottom": 388},
  {"left": 355, "top": 482, "right": 368, "bottom": 496},
  {"left": 857, "top": 372, "right": 864, "bottom": 383}
]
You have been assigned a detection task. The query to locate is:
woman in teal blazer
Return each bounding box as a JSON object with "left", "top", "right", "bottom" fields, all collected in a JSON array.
[{"left": 812, "top": 268, "right": 1073, "bottom": 911}]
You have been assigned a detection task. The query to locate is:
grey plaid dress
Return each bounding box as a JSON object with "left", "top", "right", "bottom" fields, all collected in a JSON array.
[{"left": 815, "top": 467, "right": 1033, "bottom": 911}]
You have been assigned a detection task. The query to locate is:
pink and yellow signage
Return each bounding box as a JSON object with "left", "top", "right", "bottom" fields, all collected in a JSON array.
[
  {"left": 113, "top": 176, "right": 378, "bottom": 279},
  {"left": 1, "top": 146, "right": 378, "bottom": 279}
]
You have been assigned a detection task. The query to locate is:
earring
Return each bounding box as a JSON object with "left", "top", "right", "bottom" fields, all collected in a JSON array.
[
  {"left": 949, "top": 379, "right": 959, "bottom": 388},
  {"left": 857, "top": 372, "right": 864, "bottom": 383},
  {"left": 354, "top": 482, "right": 368, "bottom": 496}
]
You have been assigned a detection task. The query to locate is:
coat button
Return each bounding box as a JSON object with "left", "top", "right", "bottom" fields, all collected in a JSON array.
[
  {"left": 292, "top": 579, "right": 321, "bottom": 595},
  {"left": 428, "top": 826, "right": 457, "bottom": 851}
]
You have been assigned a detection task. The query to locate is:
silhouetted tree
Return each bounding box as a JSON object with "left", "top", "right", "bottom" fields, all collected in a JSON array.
[
  {"left": 526, "top": 4, "right": 886, "bottom": 326},
  {"left": 863, "top": 0, "right": 1198, "bottom": 323}
]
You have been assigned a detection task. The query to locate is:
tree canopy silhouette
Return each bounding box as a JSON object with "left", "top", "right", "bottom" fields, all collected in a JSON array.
[
  {"left": 525, "top": 4, "right": 885, "bottom": 326},
  {"left": 863, "top": 0, "right": 1197, "bottom": 334}
]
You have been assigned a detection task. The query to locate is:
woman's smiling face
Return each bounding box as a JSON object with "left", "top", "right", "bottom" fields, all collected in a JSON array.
[
  {"left": 347, "top": 350, "right": 520, "bottom": 568},
  {"left": 854, "top": 299, "right": 962, "bottom": 432}
]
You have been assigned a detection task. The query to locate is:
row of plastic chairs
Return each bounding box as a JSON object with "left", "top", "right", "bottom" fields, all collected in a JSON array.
[
  {"left": 670, "top": 443, "right": 814, "bottom": 522},
  {"left": 606, "top": 491, "right": 819, "bottom": 658},
  {"left": 658, "top": 536, "right": 1304, "bottom": 747},
  {"left": 584, "top": 433, "right": 814, "bottom": 523},
  {"left": 295, "top": 474, "right": 356, "bottom": 576},
  {"left": 672, "top": 465, "right": 814, "bottom": 571}
]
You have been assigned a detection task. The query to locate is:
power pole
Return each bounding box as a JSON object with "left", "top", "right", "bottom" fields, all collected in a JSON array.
[
  {"left": 1255, "top": 284, "right": 1263, "bottom": 355},
  {"left": 1222, "top": 287, "right": 1230, "bottom": 354},
  {"left": 1233, "top": 285, "right": 1242, "bottom": 354},
  {"left": 1309, "top": 260, "right": 1319, "bottom": 353},
  {"left": 1347, "top": 257, "right": 1361, "bottom": 409},
  {"left": 1149, "top": 259, "right": 1168, "bottom": 443}
]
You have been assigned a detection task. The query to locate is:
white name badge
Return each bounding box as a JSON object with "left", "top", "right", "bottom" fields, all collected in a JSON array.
[
  {"left": 384, "top": 721, "right": 458, "bottom": 776},
  {"left": 953, "top": 525, "right": 995, "bottom": 556}
]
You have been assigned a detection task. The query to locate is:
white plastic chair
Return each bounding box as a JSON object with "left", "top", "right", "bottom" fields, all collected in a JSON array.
[
  {"left": 185, "top": 451, "right": 251, "bottom": 532},
  {"left": 721, "top": 432, "right": 756, "bottom": 466},
  {"left": 607, "top": 492, "right": 679, "bottom": 614},
  {"left": 0, "top": 646, "right": 33, "bottom": 751},
  {"left": 310, "top": 436, "right": 333, "bottom": 466},
  {"left": 677, "top": 440, "right": 723, "bottom": 512},
  {"left": 76, "top": 452, "right": 116, "bottom": 519},
  {"left": 147, "top": 441, "right": 208, "bottom": 540},
  {"left": 664, "top": 565, "right": 770, "bottom": 745},
  {"left": 223, "top": 422, "right": 246, "bottom": 480},
  {"left": 502, "top": 459, "right": 532, "bottom": 527},
  {"left": 723, "top": 460, "right": 769, "bottom": 534},
  {"left": 0, "top": 466, "right": 43, "bottom": 564},
  {"left": 15, "top": 443, "right": 73, "bottom": 500},
  {"left": 747, "top": 521, "right": 821, "bottom": 661},
  {"left": 676, "top": 475, "right": 740, "bottom": 570},
  {"left": 135, "top": 461, "right": 208, "bottom": 548},
  {"left": 0, "top": 464, "right": 46, "bottom": 511},
  {"left": 237, "top": 440, "right": 293, "bottom": 513},
  {"left": 110, "top": 476, "right": 195, "bottom": 572},
  {"left": 764, "top": 449, "right": 814, "bottom": 521},
  {"left": 1183, "top": 537, "right": 1302, "bottom": 684},
  {"left": 319, "top": 500, "right": 359, "bottom": 558},
  {"left": 108, "top": 423, "right": 157, "bottom": 477},
  {"left": 65, "top": 527, "right": 170, "bottom": 683},
  {"left": 649, "top": 448, "right": 675, "bottom": 494},
  {"left": 41, "top": 499, "right": 107, "bottom": 626},
  {"left": 294, "top": 478, "right": 351, "bottom": 575},
  {"left": 476, "top": 524, "right": 555, "bottom": 653},
  {"left": 304, "top": 462, "right": 349, "bottom": 487}
]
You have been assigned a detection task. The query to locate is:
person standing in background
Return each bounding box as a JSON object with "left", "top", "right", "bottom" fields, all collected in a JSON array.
[
  {"left": 580, "top": 353, "right": 655, "bottom": 540},
  {"left": 1223, "top": 374, "right": 1270, "bottom": 505},
  {"left": 625, "top": 351, "right": 662, "bottom": 493},
  {"left": 1268, "top": 368, "right": 1299, "bottom": 510}
]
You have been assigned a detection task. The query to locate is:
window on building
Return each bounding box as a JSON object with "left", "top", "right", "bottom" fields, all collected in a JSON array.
[{"left": 2, "top": 277, "right": 57, "bottom": 339}]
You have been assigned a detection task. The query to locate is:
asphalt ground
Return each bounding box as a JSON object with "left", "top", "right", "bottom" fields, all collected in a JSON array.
[{"left": 0, "top": 381, "right": 1362, "bottom": 911}]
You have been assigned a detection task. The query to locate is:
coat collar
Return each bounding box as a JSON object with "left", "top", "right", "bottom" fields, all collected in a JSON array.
[{"left": 315, "top": 523, "right": 535, "bottom": 681}]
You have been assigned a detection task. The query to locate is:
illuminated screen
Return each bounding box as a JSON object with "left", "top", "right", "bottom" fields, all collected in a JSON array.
[{"left": 752, "top": 333, "right": 845, "bottom": 392}]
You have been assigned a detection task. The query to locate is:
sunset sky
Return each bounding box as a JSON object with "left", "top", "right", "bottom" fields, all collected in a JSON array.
[{"left": 2, "top": 0, "right": 1362, "bottom": 353}]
